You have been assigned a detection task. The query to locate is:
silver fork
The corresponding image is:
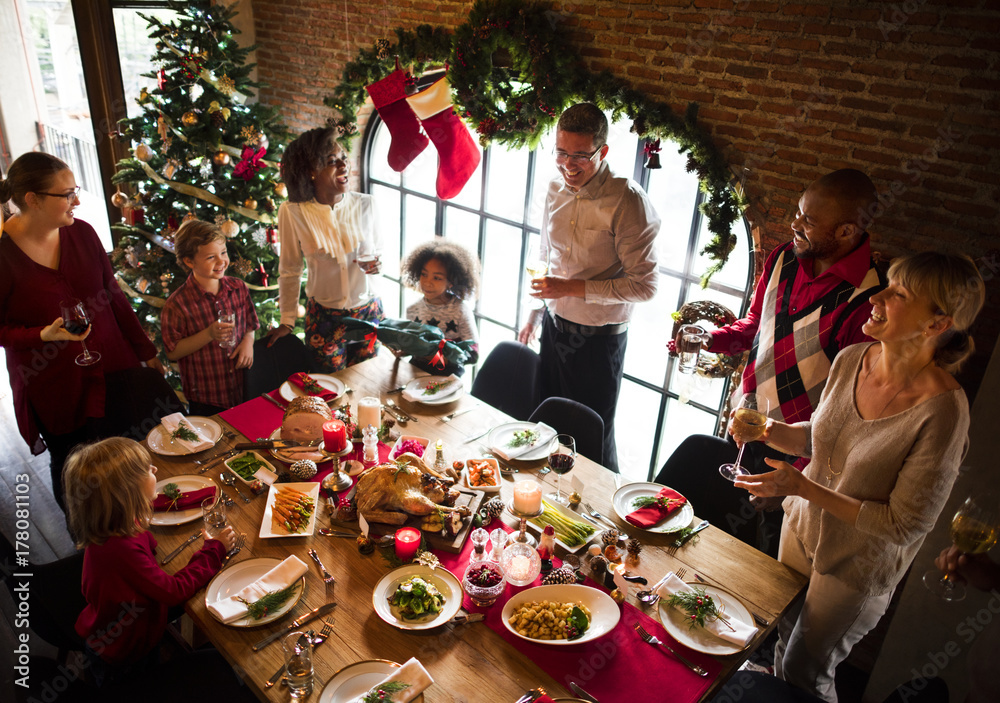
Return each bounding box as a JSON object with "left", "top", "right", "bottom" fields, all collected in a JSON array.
[
  {"left": 633, "top": 622, "right": 708, "bottom": 676},
  {"left": 220, "top": 533, "right": 246, "bottom": 568},
  {"left": 583, "top": 501, "right": 619, "bottom": 530},
  {"left": 308, "top": 548, "right": 336, "bottom": 584}
]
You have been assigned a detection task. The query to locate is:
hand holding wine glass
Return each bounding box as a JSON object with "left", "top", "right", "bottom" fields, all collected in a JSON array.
[
  {"left": 720, "top": 393, "right": 769, "bottom": 481},
  {"left": 59, "top": 298, "right": 101, "bottom": 366},
  {"left": 923, "top": 496, "right": 999, "bottom": 601},
  {"left": 546, "top": 434, "right": 576, "bottom": 505}
]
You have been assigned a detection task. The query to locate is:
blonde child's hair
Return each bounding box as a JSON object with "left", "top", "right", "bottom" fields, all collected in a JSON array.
[
  {"left": 173, "top": 219, "right": 227, "bottom": 271},
  {"left": 65, "top": 437, "right": 156, "bottom": 548},
  {"left": 400, "top": 239, "right": 481, "bottom": 301}
]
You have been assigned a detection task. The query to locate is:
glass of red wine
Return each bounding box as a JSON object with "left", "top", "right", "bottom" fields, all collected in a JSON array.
[
  {"left": 546, "top": 434, "right": 576, "bottom": 506},
  {"left": 59, "top": 298, "right": 101, "bottom": 366}
]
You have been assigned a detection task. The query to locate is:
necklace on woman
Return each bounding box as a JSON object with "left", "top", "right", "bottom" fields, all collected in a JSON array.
[{"left": 826, "top": 348, "right": 935, "bottom": 485}]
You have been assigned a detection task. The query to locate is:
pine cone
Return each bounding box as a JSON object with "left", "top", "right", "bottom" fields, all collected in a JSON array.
[
  {"left": 211, "top": 110, "right": 226, "bottom": 128},
  {"left": 590, "top": 555, "right": 609, "bottom": 574},
  {"left": 601, "top": 528, "right": 620, "bottom": 546},
  {"left": 481, "top": 497, "right": 504, "bottom": 521},
  {"left": 542, "top": 566, "right": 576, "bottom": 585},
  {"left": 289, "top": 459, "right": 317, "bottom": 481},
  {"left": 627, "top": 538, "right": 642, "bottom": 556}
]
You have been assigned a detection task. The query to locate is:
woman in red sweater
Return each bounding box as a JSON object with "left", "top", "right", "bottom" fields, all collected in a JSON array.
[{"left": 64, "top": 437, "right": 236, "bottom": 685}]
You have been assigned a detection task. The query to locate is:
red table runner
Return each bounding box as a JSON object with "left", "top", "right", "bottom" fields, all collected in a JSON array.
[{"left": 434, "top": 523, "right": 723, "bottom": 703}]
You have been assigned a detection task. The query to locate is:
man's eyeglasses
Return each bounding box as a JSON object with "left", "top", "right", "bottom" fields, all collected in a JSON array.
[
  {"left": 36, "top": 186, "right": 81, "bottom": 203},
  {"left": 553, "top": 148, "right": 602, "bottom": 166}
]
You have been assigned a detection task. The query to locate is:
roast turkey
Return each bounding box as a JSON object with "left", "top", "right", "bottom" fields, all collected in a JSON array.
[{"left": 355, "top": 452, "right": 469, "bottom": 526}]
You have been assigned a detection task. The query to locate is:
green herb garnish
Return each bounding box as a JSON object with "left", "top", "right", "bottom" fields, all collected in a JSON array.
[
  {"left": 565, "top": 605, "right": 590, "bottom": 640},
  {"left": 666, "top": 586, "right": 734, "bottom": 631},
  {"left": 162, "top": 483, "right": 182, "bottom": 510},
  {"left": 300, "top": 374, "right": 325, "bottom": 395},
  {"left": 422, "top": 379, "right": 453, "bottom": 396},
  {"left": 632, "top": 495, "right": 685, "bottom": 511},
  {"left": 362, "top": 682, "right": 411, "bottom": 702},
  {"left": 170, "top": 423, "right": 199, "bottom": 442},
  {"left": 237, "top": 582, "right": 299, "bottom": 620},
  {"left": 508, "top": 428, "right": 540, "bottom": 448}
]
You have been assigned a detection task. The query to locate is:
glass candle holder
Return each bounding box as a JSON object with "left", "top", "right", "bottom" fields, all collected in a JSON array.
[
  {"left": 501, "top": 542, "right": 542, "bottom": 587},
  {"left": 463, "top": 561, "right": 506, "bottom": 607}
]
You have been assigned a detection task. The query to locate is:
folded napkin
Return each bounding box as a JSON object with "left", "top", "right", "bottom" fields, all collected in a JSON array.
[
  {"left": 625, "top": 487, "right": 688, "bottom": 527},
  {"left": 287, "top": 372, "right": 338, "bottom": 402},
  {"left": 657, "top": 572, "right": 757, "bottom": 647},
  {"left": 402, "top": 374, "right": 460, "bottom": 403},
  {"left": 152, "top": 486, "right": 216, "bottom": 512},
  {"left": 160, "top": 413, "right": 215, "bottom": 453},
  {"left": 492, "top": 422, "right": 556, "bottom": 462},
  {"left": 207, "top": 555, "right": 308, "bottom": 623},
  {"left": 360, "top": 657, "right": 433, "bottom": 703}
]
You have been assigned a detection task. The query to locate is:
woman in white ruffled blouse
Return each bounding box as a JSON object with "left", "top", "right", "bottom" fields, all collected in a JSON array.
[{"left": 268, "top": 127, "right": 383, "bottom": 371}]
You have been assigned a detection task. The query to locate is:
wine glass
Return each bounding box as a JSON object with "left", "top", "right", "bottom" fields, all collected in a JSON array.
[
  {"left": 719, "top": 393, "right": 769, "bottom": 481},
  {"left": 215, "top": 301, "right": 236, "bottom": 350},
  {"left": 546, "top": 434, "right": 576, "bottom": 505},
  {"left": 356, "top": 241, "right": 381, "bottom": 300},
  {"left": 923, "top": 496, "right": 999, "bottom": 601},
  {"left": 201, "top": 497, "right": 228, "bottom": 540},
  {"left": 525, "top": 240, "right": 548, "bottom": 282},
  {"left": 59, "top": 298, "right": 101, "bottom": 366}
]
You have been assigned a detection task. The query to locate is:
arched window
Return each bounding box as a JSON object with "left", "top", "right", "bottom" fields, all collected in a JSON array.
[{"left": 362, "top": 115, "right": 753, "bottom": 482}]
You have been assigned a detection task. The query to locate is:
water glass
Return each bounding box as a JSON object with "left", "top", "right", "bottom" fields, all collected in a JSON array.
[
  {"left": 282, "top": 631, "right": 314, "bottom": 699},
  {"left": 216, "top": 309, "right": 236, "bottom": 350},
  {"left": 201, "top": 497, "right": 227, "bottom": 539},
  {"left": 677, "top": 324, "right": 707, "bottom": 374}
]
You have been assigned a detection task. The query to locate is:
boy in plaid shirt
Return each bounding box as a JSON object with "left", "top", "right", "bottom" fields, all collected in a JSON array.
[{"left": 161, "top": 220, "right": 258, "bottom": 415}]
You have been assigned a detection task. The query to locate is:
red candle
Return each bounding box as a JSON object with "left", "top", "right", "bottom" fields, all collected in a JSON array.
[
  {"left": 394, "top": 527, "right": 422, "bottom": 562},
  {"left": 322, "top": 420, "right": 347, "bottom": 453}
]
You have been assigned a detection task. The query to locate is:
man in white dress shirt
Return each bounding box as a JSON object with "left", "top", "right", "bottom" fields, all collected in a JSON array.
[{"left": 519, "top": 103, "right": 660, "bottom": 472}]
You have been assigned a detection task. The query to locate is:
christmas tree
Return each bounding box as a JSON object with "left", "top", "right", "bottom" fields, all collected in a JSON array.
[{"left": 110, "top": 0, "right": 289, "bottom": 362}]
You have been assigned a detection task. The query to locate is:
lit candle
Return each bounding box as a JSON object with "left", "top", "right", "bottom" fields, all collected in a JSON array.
[
  {"left": 508, "top": 554, "right": 531, "bottom": 582},
  {"left": 394, "top": 527, "right": 422, "bottom": 562},
  {"left": 322, "top": 420, "right": 347, "bottom": 453},
  {"left": 512, "top": 479, "right": 542, "bottom": 513},
  {"left": 357, "top": 396, "right": 381, "bottom": 432}
]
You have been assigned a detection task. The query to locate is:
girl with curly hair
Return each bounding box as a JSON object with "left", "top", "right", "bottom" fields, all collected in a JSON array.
[{"left": 400, "top": 238, "right": 480, "bottom": 375}]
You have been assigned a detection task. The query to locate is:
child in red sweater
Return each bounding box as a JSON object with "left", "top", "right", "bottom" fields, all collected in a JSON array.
[{"left": 64, "top": 437, "right": 236, "bottom": 686}]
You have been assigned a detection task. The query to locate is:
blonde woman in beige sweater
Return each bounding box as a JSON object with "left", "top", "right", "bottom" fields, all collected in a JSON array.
[{"left": 735, "top": 251, "right": 985, "bottom": 702}]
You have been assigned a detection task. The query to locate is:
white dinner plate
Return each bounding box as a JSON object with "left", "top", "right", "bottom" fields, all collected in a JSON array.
[
  {"left": 402, "top": 376, "right": 464, "bottom": 405},
  {"left": 318, "top": 660, "right": 424, "bottom": 703},
  {"left": 268, "top": 427, "right": 332, "bottom": 464},
  {"left": 612, "top": 482, "right": 695, "bottom": 534},
  {"left": 203, "top": 557, "right": 305, "bottom": 627},
  {"left": 146, "top": 416, "right": 222, "bottom": 456},
  {"left": 658, "top": 582, "right": 754, "bottom": 655},
  {"left": 502, "top": 584, "right": 621, "bottom": 645},
  {"left": 487, "top": 422, "right": 557, "bottom": 462},
  {"left": 150, "top": 475, "right": 219, "bottom": 526},
  {"left": 278, "top": 373, "right": 345, "bottom": 402},
  {"left": 372, "top": 564, "right": 463, "bottom": 631},
  {"left": 526, "top": 500, "right": 598, "bottom": 553},
  {"left": 259, "top": 483, "right": 321, "bottom": 538}
]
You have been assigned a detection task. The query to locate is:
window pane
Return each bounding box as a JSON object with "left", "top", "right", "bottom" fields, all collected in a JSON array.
[
  {"left": 656, "top": 398, "right": 721, "bottom": 478},
  {"left": 480, "top": 221, "right": 522, "bottom": 325},
  {"left": 449, "top": 149, "right": 483, "bottom": 209},
  {"left": 477, "top": 319, "right": 516, "bottom": 369},
  {"left": 624, "top": 276, "right": 680, "bottom": 387},
  {"left": 402, "top": 194, "right": 437, "bottom": 252},
  {"left": 400, "top": 144, "right": 439, "bottom": 197},
  {"left": 368, "top": 121, "right": 402, "bottom": 186},
  {"left": 371, "top": 184, "right": 401, "bottom": 271},
  {"left": 443, "top": 207, "right": 481, "bottom": 262},
  {"left": 527, "top": 131, "right": 558, "bottom": 229},
  {"left": 645, "top": 148, "right": 701, "bottom": 273},
  {"left": 604, "top": 119, "right": 639, "bottom": 181},
  {"left": 485, "top": 143, "right": 529, "bottom": 222},
  {"left": 113, "top": 8, "right": 177, "bottom": 120},
  {"left": 614, "top": 382, "right": 662, "bottom": 483},
  {"left": 695, "top": 214, "right": 752, "bottom": 293}
]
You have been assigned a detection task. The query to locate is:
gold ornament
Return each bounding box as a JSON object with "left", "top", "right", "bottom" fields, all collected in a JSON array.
[
  {"left": 182, "top": 212, "right": 197, "bottom": 222},
  {"left": 181, "top": 110, "right": 199, "bottom": 126},
  {"left": 274, "top": 182, "right": 288, "bottom": 199},
  {"left": 217, "top": 74, "right": 236, "bottom": 96},
  {"left": 610, "top": 588, "right": 626, "bottom": 605},
  {"left": 163, "top": 158, "right": 180, "bottom": 179},
  {"left": 207, "top": 100, "right": 230, "bottom": 122},
  {"left": 243, "top": 197, "right": 258, "bottom": 210},
  {"left": 138, "top": 87, "right": 149, "bottom": 103},
  {"left": 233, "top": 256, "right": 254, "bottom": 277},
  {"left": 111, "top": 190, "right": 129, "bottom": 208},
  {"left": 219, "top": 219, "right": 240, "bottom": 238},
  {"left": 212, "top": 150, "right": 231, "bottom": 167},
  {"left": 240, "top": 126, "right": 262, "bottom": 146},
  {"left": 134, "top": 143, "right": 154, "bottom": 162},
  {"left": 374, "top": 39, "right": 391, "bottom": 60}
]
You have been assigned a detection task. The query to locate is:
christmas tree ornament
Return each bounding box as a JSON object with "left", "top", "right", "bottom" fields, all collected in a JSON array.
[
  {"left": 157, "top": 68, "right": 166, "bottom": 90},
  {"left": 219, "top": 219, "right": 239, "bottom": 238},
  {"left": 234, "top": 144, "right": 266, "bottom": 181},
  {"left": 240, "top": 126, "right": 262, "bottom": 146},
  {"left": 111, "top": 189, "right": 129, "bottom": 208},
  {"left": 244, "top": 197, "right": 257, "bottom": 210},
  {"left": 257, "top": 263, "right": 268, "bottom": 287},
  {"left": 404, "top": 75, "right": 480, "bottom": 199},
  {"left": 263, "top": 198, "right": 275, "bottom": 213},
  {"left": 374, "top": 39, "right": 391, "bottom": 60},
  {"left": 274, "top": 182, "right": 287, "bottom": 199},
  {"left": 138, "top": 87, "right": 150, "bottom": 104},
  {"left": 182, "top": 212, "right": 197, "bottom": 223},
  {"left": 163, "top": 159, "right": 181, "bottom": 179},
  {"left": 643, "top": 139, "right": 662, "bottom": 169},
  {"left": 181, "top": 110, "right": 199, "bottom": 126},
  {"left": 135, "top": 143, "right": 154, "bottom": 162},
  {"left": 233, "top": 257, "right": 254, "bottom": 277},
  {"left": 212, "top": 150, "right": 231, "bottom": 166},
  {"left": 365, "top": 69, "right": 428, "bottom": 172},
  {"left": 252, "top": 228, "right": 268, "bottom": 248},
  {"left": 217, "top": 74, "right": 236, "bottom": 96}
]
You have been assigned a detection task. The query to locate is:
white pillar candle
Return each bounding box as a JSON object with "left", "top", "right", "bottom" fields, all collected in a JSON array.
[
  {"left": 512, "top": 479, "right": 542, "bottom": 513},
  {"left": 357, "top": 396, "right": 381, "bottom": 432}
]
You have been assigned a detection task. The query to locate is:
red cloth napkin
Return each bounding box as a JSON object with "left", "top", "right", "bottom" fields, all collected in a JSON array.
[
  {"left": 287, "top": 372, "right": 337, "bottom": 401},
  {"left": 625, "top": 487, "right": 688, "bottom": 528},
  {"left": 535, "top": 696, "right": 555, "bottom": 703},
  {"left": 152, "top": 486, "right": 216, "bottom": 512}
]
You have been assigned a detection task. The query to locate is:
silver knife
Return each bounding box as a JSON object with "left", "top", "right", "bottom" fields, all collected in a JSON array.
[
  {"left": 250, "top": 602, "right": 337, "bottom": 652},
  {"left": 463, "top": 425, "right": 499, "bottom": 444},
  {"left": 159, "top": 530, "right": 201, "bottom": 565},
  {"left": 569, "top": 681, "right": 602, "bottom": 703},
  {"left": 260, "top": 392, "right": 287, "bottom": 410}
]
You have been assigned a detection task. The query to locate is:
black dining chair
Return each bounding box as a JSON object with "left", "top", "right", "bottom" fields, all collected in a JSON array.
[
  {"left": 243, "top": 334, "right": 313, "bottom": 400},
  {"left": 470, "top": 341, "right": 541, "bottom": 422},
  {"left": 528, "top": 397, "right": 605, "bottom": 469},
  {"left": 653, "top": 434, "right": 761, "bottom": 548}
]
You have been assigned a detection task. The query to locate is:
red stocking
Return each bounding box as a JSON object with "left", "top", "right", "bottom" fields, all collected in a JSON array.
[
  {"left": 366, "top": 70, "right": 428, "bottom": 172},
  {"left": 405, "top": 75, "right": 481, "bottom": 200}
]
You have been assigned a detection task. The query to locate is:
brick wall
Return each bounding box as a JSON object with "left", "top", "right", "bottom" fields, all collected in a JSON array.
[{"left": 251, "top": 0, "right": 1000, "bottom": 392}]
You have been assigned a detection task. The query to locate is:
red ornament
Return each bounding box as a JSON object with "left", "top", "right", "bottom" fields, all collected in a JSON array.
[
  {"left": 266, "top": 228, "right": 277, "bottom": 244},
  {"left": 167, "top": 215, "right": 178, "bottom": 231},
  {"left": 124, "top": 205, "right": 145, "bottom": 226},
  {"left": 157, "top": 68, "right": 166, "bottom": 90},
  {"left": 257, "top": 263, "right": 268, "bottom": 287}
]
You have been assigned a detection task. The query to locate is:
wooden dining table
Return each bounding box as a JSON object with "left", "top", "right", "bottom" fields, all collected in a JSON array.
[{"left": 149, "top": 350, "right": 807, "bottom": 702}]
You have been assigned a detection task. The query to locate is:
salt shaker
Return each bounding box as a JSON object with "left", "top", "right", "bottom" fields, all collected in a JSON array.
[
  {"left": 362, "top": 423, "right": 378, "bottom": 466},
  {"left": 469, "top": 528, "right": 490, "bottom": 563},
  {"left": 490, "top": 527, "right": 507, "bottom": 562}
]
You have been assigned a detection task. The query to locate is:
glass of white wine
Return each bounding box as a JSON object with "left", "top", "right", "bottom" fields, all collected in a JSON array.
[
  {"left": 719, "top": 393, "right": 769, "bottom": 481},
  {"left": 923, "top": 496, "right": 999, "bottom": 602},
  {"left": 525, "top": 241, "right": 548, "bottom": 283}
]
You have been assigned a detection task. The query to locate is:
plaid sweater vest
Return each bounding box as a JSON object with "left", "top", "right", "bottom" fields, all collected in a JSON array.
[{"left": 744, "top": 243, "right": 884, "bottom": 424}]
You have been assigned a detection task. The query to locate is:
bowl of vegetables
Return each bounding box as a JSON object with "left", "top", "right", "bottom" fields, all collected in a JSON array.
[
  {"left": 463, "top": 457, "right": 502, "bottom": 493},
  {"left": 372, "top": 564, "right": 462, "bottom": 630},
  {"left": 501, "top": 584, "right": 620, "bottom": 645},
  {"left": 224, "top": 451, "right": 278, "bottom": 485},
  {"left": 527, "top": 499, "right": 598, "bottom": 553},
  {"left": 390, "top": 435, "right": 430, "bottom": 461}
]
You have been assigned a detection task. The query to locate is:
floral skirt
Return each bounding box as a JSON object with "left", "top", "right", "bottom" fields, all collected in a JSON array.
[{"left": 305, "top": 297, "right": 384, "bottom": 372}]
